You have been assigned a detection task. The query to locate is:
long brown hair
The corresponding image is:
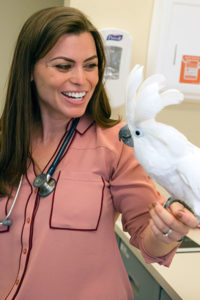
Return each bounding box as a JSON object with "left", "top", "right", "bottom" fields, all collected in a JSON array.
[{"left": 0, "top": 6, "right": 120, "bottom": 196}]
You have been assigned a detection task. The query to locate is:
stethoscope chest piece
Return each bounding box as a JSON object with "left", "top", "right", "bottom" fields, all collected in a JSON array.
[
  {"left": 33, "top": 174, "right": 56, "bottom": 197},
  {"left": 33, "top": 174, "right": 48, "bottom": 187}
]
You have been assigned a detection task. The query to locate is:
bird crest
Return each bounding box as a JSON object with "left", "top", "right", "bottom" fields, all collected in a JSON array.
[{"left": 126, "top": 65, "right": 184, "bottom": 125}]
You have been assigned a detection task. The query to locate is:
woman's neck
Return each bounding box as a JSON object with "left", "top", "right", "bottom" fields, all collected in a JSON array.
[{"left": 32, "top": 117, "right": 71, "bottom": 144}]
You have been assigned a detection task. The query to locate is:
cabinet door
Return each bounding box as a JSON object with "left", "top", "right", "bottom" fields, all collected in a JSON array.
[
  {"left": 160, "top": 288, "right": 172, "bottom": 300},
  {"left": 115, "top": 233, "right": 121, "bottom": 247},
  {"left": 147, "top": 0, "right": 200, "bottom": 101},
  {"left": 119, "top": 240, "right": 160, "bottom": 300}
]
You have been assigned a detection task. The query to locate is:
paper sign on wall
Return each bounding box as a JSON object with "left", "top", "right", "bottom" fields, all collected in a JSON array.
[{"left": 179, "top": 55, "right": 200, "bottom": 84}]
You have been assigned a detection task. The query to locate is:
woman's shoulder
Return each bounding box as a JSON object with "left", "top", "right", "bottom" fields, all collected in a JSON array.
[
  {"left": 98, "top": 121, "right": 125, "bottom": 134},
  {"left": 78, "top": 115, "right": 128, "bottom": 154},
  {"left": 95, "top": 121, "right": 129, "bottom": 154},
  {"left": 97, "top": 121, "right": 125, "bottom": 136}
]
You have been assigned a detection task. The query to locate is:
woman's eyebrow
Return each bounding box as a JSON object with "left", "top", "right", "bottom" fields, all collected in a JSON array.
[
  {"left": 84, "top": 55, "right": 98, "bottom": 62},
  {"left": 49, "top": 55, "right": 98, "bottom": 63}
]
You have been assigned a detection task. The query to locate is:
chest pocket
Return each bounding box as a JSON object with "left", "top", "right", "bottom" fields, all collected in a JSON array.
[{"left": 50, "top": 172, "right": 105, "bottom": 231}]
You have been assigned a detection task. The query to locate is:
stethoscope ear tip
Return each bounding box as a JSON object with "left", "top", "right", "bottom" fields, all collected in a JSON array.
[
  {"left": 0, "top": 218, "right": 12, "bottom": 226},
  {"left": 5, "top": 219, "right": 13, "bottom": 226}
]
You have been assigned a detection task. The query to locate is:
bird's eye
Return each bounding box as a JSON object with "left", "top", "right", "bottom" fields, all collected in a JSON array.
[{"left": 134, "top": 128, "right": 143, "bottom": 137}]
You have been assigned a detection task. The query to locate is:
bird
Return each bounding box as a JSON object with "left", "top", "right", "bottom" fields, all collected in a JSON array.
[{"left": 119, "top": 64, "right": 200, "bottom": 220}]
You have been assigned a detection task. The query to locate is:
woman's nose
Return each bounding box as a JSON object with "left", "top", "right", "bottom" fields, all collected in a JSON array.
[{"left": 70, "top": 67, "right": 86, "bottom": 85}]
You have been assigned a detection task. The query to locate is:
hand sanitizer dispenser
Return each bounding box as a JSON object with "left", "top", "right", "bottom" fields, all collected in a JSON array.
[{"left": 100, "top": 28, "right": 133, "bottom": 108}]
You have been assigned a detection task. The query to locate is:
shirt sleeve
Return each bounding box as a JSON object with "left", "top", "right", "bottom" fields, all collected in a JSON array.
[{"left": 110, "top": 142, "right": 176, "bottom": 266}]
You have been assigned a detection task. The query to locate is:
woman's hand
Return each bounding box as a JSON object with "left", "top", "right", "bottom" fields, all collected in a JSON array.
[{"left": 149, "top": 201, "right": 199, "bottom": 244}]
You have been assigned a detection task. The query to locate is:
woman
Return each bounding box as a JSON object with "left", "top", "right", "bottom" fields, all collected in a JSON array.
[{"left": 0, "top": 6, "right": 198, "bottom": 300}]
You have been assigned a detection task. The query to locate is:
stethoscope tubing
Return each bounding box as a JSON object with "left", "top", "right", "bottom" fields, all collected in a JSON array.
[
  {"left": 0, "top": 175, "right": 23, "bottom": 226},
  {"left": 47, "top": 117, "right": 80, "bottom": 177}
]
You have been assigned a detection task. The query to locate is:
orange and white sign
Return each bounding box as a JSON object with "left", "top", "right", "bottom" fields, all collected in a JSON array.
[{"left": 179, "top": 55, "right": 200, "bottom": 84}]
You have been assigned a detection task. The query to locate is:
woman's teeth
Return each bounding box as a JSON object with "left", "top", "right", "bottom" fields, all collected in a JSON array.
[{"left": 62, "top": 91, "right": 86, "bottom": 101}]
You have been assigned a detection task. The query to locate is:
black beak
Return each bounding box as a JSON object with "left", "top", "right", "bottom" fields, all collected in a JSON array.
[{"left": 118, "top": 124, "right": 134, "bottom": 147}]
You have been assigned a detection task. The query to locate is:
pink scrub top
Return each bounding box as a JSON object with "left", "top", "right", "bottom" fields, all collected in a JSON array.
[{"left": 0, "top": 115, "right": 176, "bottom": 300}]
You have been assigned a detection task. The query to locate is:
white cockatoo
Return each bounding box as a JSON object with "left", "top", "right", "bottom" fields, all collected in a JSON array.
[{"left": 119, "top": 65, "right": 200, "bottom": 220}]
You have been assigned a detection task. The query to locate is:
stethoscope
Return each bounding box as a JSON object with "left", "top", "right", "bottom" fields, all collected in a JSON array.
[
  {"left": 0, "top": 117, "right": 79, "bottom": 226},
  {"left": 33, "top": 117, "right": 79, "bottom": 197}
]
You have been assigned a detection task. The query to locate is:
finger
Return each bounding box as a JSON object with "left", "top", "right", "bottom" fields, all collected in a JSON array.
[
  {"left": 149, "top": 219, "right": 180, "bottom": 243},
  {"left": 149, "top": 203, "right": 169, "bottom": 235},
  {"left": 149, "top": 211, "right": 187, "bottom": 243},
  {"left": 170, "top": 202, "right": 199, "bottom": 228},
  {"left": 149, "top": 219, "right": 169, "bottom": 242},
  {"left": 152, "top": 202, "right": 188, "bottom": 236}
]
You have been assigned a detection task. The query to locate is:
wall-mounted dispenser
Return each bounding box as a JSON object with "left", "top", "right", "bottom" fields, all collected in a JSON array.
[{"left": 100, "top": 28, "right": 133, "bottom": 108}]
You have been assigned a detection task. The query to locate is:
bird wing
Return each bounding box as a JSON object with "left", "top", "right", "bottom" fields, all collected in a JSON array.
[
  {"left": 153, "top": 122, "right": 190, "bottom": 157},
  {"left": 176, "top": 148, "right": 200, "bottom": 200}
]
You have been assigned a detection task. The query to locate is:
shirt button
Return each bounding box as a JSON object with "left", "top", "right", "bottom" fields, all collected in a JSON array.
[
  {"left": 16, "top": 279, "right": 20, "bottom": 285},
  {"left": 26, "top": 217, "right": 31, "bottom": 224},
  {"left": 34, "top": 188, "right": 37, "bottom": 194},
  {"left": 23, "top": 248, "right": 27, "bottom": 254}
]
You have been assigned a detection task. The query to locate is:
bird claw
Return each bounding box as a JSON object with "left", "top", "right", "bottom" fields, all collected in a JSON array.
[{"left": 164, "top": 197, "right": 195, "bottom": 214}]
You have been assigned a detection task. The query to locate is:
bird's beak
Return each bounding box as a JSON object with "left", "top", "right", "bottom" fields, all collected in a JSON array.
[{"left": 118, "top": 124, "right": 134, "bottom": 147}]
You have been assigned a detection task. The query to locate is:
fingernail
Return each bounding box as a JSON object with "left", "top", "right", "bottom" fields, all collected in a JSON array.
[{"left": 176, "top": 212, "right": 183, "bottom": 219}]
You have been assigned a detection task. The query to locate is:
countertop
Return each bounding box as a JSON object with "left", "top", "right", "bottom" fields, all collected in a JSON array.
[{"left": 115, "top": 217, "right": 200, "bottom": 300}]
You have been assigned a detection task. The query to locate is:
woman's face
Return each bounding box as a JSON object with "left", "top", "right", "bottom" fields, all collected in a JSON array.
[{"left": 32, "top": 32, "right": 99, "bottom": 123}]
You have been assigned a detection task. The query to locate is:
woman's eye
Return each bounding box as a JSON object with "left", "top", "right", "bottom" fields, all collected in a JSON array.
[
  {"left": 55, "top": 64, "right": 72, "bottom": 71},
  {"left": 84, "top": 63, "right": 98, "bottom": 70}
]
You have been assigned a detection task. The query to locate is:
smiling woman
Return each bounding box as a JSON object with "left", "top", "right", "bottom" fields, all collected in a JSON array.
[
  {"left": 0, "top": 6, "right": 197, "bottom": 300},
  {"left": 0, "top": 6, "right": 119, "bottom": 196}
]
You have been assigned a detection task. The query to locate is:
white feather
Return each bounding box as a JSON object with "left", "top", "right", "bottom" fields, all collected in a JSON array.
[{"left": 126, "top": 65, "right": 143, "bottom": 125}]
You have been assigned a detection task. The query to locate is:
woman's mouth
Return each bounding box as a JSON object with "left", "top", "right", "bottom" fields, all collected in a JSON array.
[{"left": 61, "top": 91, "right": 86, "bottom": 104}]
